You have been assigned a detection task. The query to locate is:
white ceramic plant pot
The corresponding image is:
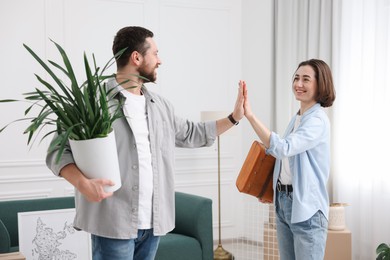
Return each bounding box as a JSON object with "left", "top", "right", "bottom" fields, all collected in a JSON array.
[
  {"left": 328, "top": 203, "right": 346, "bottom": 231},
  {"left": 69, "top": 131, "right": 122, "bottom": 193}
]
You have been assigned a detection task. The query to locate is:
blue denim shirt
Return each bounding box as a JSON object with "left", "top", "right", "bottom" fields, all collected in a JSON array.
[
  {"left": 46, "top": 78, "right": 217, "bottom": 239},
  {"left": 267, "top": 103, "right": 330, "bottom": 223}
]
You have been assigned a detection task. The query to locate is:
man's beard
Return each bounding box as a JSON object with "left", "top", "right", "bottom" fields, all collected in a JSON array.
[{"left": 138, "top": 64, "right": 157, "bottom": 83}]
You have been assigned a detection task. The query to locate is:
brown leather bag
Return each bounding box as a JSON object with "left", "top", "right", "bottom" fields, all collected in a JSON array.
[{"left": 236, "top": 141, "right": 276, "bottom": 203}]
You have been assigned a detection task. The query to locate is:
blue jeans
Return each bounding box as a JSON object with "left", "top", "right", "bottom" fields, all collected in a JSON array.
[
  {"left": 275, "top": 190, "right": 328, "bottom": 260},
  {"left": 92, "top": 229, "right": 160, "bottom": 260}
]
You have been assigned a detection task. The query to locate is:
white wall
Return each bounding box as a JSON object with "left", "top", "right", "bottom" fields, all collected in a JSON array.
[
  {"left": 0, "top": 0, "right": 273, "bottom": 241},
  {"left": 241, "top": 0, "right": 274, "bottom": 156}
]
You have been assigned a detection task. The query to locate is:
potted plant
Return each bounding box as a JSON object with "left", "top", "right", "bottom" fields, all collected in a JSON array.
[
  {"left": 377, "top": 243, "right": 390, "bottom": 260},
  {"left": 0, "top": 40, "right": 127, "bottom": 192}
]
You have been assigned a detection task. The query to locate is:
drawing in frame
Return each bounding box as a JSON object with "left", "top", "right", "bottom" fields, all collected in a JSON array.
[{"left": 18, "top": 208, "right": 91, "bottom": 260}]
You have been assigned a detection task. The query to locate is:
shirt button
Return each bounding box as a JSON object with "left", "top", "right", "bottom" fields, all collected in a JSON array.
[
  {"left": 132, "top": 165, "right": 138, "bottom": 170},
  {"left": 133, "top": 144, "right": 137, "bottom": 149},
  {"left": 132, "top": 208, "right": 137, "bottom": 213},
  {"left": 133, "top": 185, "right": 138, "bottom": 191}
]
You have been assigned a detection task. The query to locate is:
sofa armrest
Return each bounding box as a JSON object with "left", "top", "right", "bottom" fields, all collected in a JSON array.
[
  {"left": 173, "top": 192, "right": 213, "bottom": 260},
  {"left": 0, "top": 219, "right": 10, "bottom": 253}
]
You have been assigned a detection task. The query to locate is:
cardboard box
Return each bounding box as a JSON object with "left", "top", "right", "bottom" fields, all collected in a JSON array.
[
  {"left": 324, "top": 229, "right": 352, "bottom": 260},
  {"left": 0, "top": 252, "right": 26, "bottom": 260}
]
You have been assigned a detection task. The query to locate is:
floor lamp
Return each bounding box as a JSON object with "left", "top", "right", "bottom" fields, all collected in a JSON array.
[{"left": 201, "top": 111, "right": 234, "bottom": 260}]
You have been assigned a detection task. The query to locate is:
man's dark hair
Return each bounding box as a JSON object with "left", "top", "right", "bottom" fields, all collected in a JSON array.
[{"left": 112, "top": 26, "right": 154, "bottom": 69}]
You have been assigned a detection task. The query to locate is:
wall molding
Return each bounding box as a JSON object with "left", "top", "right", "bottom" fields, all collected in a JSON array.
[
  {"left": 0, "top": 159, "right": 46, "bottom": 168},
  {"left": 161, "top": 0, "right": 231, "bottom": 10},
  {"left": 175, "top": 178, "right": 233, "bottom": 188},
  {"left": 97, "top": 0, "right": 145, "bottom": 3},
  {"left": 64, "top": 187, "right": 75, "bottom": 196},
  {"left": 0, "top": 189, "right": 52, "bottom": 201},
  {"left": 0, "top": 174, "right": 58, "bottom": 184},
  {"left": 175, "top": 152, "right": 235, "bottom": 161},
  {"left": 174, "top": 165, "right": 236, "bottom": 175}
]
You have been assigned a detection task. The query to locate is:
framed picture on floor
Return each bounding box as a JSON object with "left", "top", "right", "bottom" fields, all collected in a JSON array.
[{"left": 18, "top": 208, "right": 91, "bottom": 260}]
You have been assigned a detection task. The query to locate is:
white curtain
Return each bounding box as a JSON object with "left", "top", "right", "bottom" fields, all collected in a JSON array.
[
  {"left": 275, "top": 0, "right": 390, "bottom": 259},
  {"left": 274, "top": 0, "right": 333, "bottom": 134},
  {"left": 332, "top": 0, "right": 390, "bottom": 259}
]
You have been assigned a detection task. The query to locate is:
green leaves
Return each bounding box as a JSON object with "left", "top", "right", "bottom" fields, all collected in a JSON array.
[
  {"left": 377, "top": 243, "right": 390, "bottom": 260},
  {"left": 0, "top": 40, "right": 126, "bottom": 162}
]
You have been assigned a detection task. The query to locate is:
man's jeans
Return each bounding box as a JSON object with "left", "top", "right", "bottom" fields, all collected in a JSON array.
[
  {"left": 92, "top": 229, "right": 160, "bottom": 260},
  {"left": 275, "top": 190, "right": 328, "bottom": 260}
]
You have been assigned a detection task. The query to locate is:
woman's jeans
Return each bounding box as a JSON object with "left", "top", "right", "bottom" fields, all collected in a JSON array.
[
  {"left": 92, "top": 229, "right": 160, "bottom": 260},
  {"left": 275, "top": 190, "right": 328, "bottom": 260}
]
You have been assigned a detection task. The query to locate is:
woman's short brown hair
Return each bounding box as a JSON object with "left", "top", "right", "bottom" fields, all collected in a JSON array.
[{"left": 296, "top": 59, "right": 336, "bottom": 107}]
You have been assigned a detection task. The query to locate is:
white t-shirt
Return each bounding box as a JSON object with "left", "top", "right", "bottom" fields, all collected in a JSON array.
[
  {"left": 121, "top": 88, "right": 153, "bottom": 229},
  {"left": 279, "top": 114, "right": 301, "bottom": 185}
]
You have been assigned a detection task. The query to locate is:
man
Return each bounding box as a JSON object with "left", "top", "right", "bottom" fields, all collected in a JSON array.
[{"left": 46, "top": 26, "right": 244, "bottom": 260}]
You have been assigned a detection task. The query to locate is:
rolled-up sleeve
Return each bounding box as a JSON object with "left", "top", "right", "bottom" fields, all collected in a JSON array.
[
  {"left": 46, "top": 141, "right": 75, "bottom": 176},
  {"left": 174, "top": 117, "right": 217, "bottom": 148}
]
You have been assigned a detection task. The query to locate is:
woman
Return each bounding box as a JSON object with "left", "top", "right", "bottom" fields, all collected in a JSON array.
[{"left": 241, "top": 59, "right": 336, "bottom": 260}]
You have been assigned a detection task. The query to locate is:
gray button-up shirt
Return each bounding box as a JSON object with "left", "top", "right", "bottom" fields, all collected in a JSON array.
[{"left": 46, "top": 78, "right": 217, "bottom": 239}]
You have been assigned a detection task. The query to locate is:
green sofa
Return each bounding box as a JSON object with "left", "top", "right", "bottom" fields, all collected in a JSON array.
[{"left": 0, "top": 191, "right": 213, "bottom": 260}]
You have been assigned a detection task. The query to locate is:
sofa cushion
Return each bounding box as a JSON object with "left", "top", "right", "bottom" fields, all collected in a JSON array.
[{"left": 156, "top": 233, "right": 202, "bottom": 260}]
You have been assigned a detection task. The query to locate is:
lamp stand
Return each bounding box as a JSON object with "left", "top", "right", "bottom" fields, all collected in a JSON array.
[{"left": 214, "top": 136, "right": 233, "bottom": 260}]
